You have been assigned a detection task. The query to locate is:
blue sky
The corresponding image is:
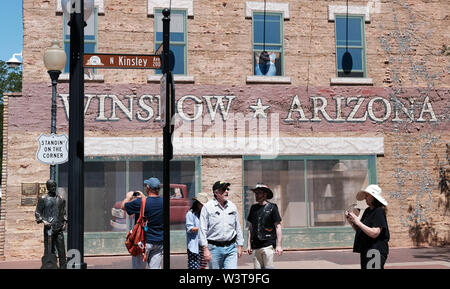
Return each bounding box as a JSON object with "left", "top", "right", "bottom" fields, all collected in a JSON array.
[{"left": 0, "top": 0, "right": 23, "bottom": 62}]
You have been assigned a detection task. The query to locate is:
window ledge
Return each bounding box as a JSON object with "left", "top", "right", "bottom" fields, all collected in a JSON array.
[
  {"left": 246, "top": 75, "right": 291, "bottom": 84},
  {"left": 330, "top": 77, "right": 373, "bottom": 86},
  {"left": 59, "top": 73, "right": 105, "bottom": 83},
  {"left": 147, "top": 75, "right": 195, "bottom": 83}
]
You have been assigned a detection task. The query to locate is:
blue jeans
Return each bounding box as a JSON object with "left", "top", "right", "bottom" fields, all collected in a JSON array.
[{"left": 208, "top": 243, "right": 238, "bottom": 269}]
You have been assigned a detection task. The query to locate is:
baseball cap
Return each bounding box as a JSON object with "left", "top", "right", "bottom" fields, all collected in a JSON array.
[
  {"left": 212, "top": 181, "right": 230, "bottom": 191},
  {"left": 144, "top": 177, "right": 161, "bottom": 190}
]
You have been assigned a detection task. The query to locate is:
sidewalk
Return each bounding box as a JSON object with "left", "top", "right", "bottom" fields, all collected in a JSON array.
[{"left": 0, "top": 246, "right": 448, "bottom": 269}]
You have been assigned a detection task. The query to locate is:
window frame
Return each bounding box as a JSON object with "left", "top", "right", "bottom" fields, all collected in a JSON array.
[
  {"left": 334, "top": 14, "right": 367, "bottom": 78},
  {"left": 242, "top": 155, "right": 377, "bottom": 229},
  {"left": 62, "top": 7, "right": 98, "bottom": 74},
  {"left": 252, "top": 11, "right": 284, "bottom": 76},
  {"left": 56, "top": 155, "right": 202, "bottom": 254},
  {"left": 154, "top": 8, "right": 188, "bottom": 75}
]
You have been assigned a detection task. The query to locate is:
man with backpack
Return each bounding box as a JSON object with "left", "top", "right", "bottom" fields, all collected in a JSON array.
[
  {"left": 121, "top": 177, "right": 163, "bottom": 269},
  {"left": 246, "top": 183, "right": 283, "bottom": 269}
]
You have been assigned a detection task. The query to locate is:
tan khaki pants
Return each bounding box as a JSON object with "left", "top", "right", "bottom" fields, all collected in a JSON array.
[{"left": 253, "top": 245, "right": 275, "bottom": 269}]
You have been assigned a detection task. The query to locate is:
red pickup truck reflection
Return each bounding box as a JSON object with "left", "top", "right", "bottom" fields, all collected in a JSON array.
[{"left": 110, "top": 184, "right": 191, "bottom": 231}]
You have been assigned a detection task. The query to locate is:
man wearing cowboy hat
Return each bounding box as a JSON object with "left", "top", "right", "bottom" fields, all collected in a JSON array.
[
  {"left": 198, "top": 181, "right": 244, "bottom": 269},
  {"left": 345, "top": 184, "right": 390, "bottom": 269},
  {"left": 246, "top": 183, "right": 282, "bottom": 269}
]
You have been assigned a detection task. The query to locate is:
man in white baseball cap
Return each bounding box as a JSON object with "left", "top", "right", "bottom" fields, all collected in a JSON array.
[{"left": 346, "top": 184, "right": 390, "bottom": 269}]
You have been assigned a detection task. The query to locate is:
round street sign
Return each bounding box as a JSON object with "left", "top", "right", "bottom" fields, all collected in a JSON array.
[{"left": 36, "top": 134, "right": 69, "bottom": 165}]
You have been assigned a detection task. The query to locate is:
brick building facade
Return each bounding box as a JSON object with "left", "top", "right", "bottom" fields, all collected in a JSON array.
[{"left": 1, "top": 0, "right": 449, "bottom": 260}]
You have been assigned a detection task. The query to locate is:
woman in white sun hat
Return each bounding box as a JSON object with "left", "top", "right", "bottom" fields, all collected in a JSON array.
[
  {"left": 345, "top": 184, "right": 390, "bottom": 269},
  {"left": 186, "top": 192, "right": 209, "bottom": 269}
]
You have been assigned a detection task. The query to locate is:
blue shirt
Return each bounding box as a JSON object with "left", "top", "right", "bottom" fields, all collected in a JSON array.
[
  {"left": 124, "top": 196, "right": 163, "bottom": 244},
  {"left": 185, "top": 210, "right": 200, "bottom": 254}
]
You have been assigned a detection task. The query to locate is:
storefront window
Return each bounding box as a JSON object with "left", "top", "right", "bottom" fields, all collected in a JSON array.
[
  {"left": 244, "top": 157, "right": 372, "bottom": 228},
  {"left": 57, "top": 158, "right": 198, "bottom": 232}
]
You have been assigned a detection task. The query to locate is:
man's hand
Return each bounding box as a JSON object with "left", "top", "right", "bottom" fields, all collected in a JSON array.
[
  {"left": 190, "top": 227, "right": 199, "bottom": 233},
  {"left": 121, "top": 191, "right": 139, "bottom": 210},
  {"left": 246, "top": 242, "right": 252, "bottom": 255},
  {"left": 203, "top": 246, "right": 212, "bottom": 262},
  {"left": 134, "top": 191, "right": 145, "bottom": 198},
  {"left": 275, "top": 246, "right": 283, "bottom": 256},
  {"left": 237, "top": 245, "right": 243, "bottom": 258}
]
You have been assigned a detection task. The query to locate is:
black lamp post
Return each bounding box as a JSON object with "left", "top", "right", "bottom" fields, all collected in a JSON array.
[
  {"left": 43, "top": 40, "right": 66, "bottom": 181},
  {"left": 61, "top": 0, "right": 94, "bottom": 269},
  {"left": 162, "top": 7, "right": 173, "bottom": 270}
]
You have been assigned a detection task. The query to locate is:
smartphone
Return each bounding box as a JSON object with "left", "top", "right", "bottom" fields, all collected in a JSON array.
[{"left": 133, "top": 191, "right": 140, "bottom": 197}]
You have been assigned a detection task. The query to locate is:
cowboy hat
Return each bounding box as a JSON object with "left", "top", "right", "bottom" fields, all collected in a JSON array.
[
  {"left": 250, "top": 183, "right": 274, "bottom": 200},
  {"left": 356, "top": 184, "right": 388, "bottom": 206}
]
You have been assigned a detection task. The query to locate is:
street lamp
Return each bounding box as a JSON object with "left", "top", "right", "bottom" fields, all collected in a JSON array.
[
  {"left": 6, "top": 52, "right": 22, "bottom": 68},
  {"left": 60, "top": 0, "right": 94, "bottom": 269},
  {"left": 43, "top": 40, "right": 66, "bottom": 181}
]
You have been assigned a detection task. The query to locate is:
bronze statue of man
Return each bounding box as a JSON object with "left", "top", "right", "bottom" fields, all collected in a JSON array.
[{"left": 35, "top": 179, "right": 67, "bottom": 269}]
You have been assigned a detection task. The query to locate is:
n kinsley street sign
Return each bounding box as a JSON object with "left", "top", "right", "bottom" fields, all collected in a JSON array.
[{"left": 83, "top": 53, "right": 161, "bottom": 69}]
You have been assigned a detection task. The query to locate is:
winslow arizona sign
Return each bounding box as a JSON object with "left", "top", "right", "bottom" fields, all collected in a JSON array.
[{"left": 56, "top": 93, "right": 438, "bottom": 124}]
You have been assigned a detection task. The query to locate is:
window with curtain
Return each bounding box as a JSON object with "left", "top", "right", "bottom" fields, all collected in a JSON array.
[
  {"left": 335, "top": 15, "right": 366, "bottom": 77},
  {"left": 252, "top": 12, "right": 283, "bottom": 76},
  {"left": 154, "top": 9, "right": 187, "bottom": 75}
]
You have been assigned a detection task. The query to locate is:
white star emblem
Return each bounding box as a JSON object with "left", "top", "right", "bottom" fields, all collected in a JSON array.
[{"left": 249, "top": 98, "right": 270, "bottom": 118}]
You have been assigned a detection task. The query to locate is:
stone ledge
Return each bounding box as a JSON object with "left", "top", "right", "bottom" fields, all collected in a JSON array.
[
  {"left": 330, "top": 77, "right": 373, "bottom": 86},
  {"left": 147, "top": 74, "right": 195, "bottom": 83},
  {"left": 328, "top": 4, "right": 371, "bottom": 22},
  {"left": 246, "top": 75, "right": 291, "bottom": 84},
  {"left": 147, "top": 0, "right": 194, "bottom": 16},
  {"left": 59, "top": 73, "right": 104, "bottom": 83},
  {"left": 245, "top": 2, "right": 290, "bottom": 19},
  {"left": 85, "top": 136, "right": 384, "bottom": 156},
  {"left": 56, "top": 0, "right": 105, "bottom": 15}
]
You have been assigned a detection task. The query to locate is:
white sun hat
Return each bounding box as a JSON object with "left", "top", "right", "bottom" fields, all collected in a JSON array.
[
  {"left": 192, "top": 192, "right": 209, "bottom": 204},
  {"left": 356, "top": 184, "right": 388, "bottom": 206}
]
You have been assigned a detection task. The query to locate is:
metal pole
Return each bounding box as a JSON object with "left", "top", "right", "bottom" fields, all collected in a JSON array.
[
  {"left": 67, "top": 0, "right": 86, "bottom": 269},
  {"left": 162, "top": 7, "right": 171, "bottom": 270},
  {"left": 48, "top": 70, "right": 61, "bottom": 181}
]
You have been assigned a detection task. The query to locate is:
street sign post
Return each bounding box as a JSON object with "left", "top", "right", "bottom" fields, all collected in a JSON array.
[{"left": 83, "top": 53, "right": 161, "bottom": 69}]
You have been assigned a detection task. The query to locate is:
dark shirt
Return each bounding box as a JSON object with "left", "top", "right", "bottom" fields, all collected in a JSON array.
[
  {"left": 247, "top": 202, "right": 282, "bottom": 249},
  {"left": 353, "top": 207, "right": 390, "bottom": 256},
  {"left": 125, "top": 196, "right": 163, "bottom": 244}
]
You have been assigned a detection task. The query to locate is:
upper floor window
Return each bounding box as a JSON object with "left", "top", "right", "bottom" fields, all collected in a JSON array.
[
  {"left": 252, "top": 12, "right": 283, "bottom": 76},
  {"left": 335, "top": 15, "right": 366, "bottom": 78},
  {"left": 63, "top": 8, "right": 98, "bottom": 74},
  {"left": 154, "top": 9, "right": 187, "bottom": 75}
]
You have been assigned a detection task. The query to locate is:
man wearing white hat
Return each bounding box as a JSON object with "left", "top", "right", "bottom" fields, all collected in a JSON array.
[{"left": 345, "top": 184, "right": 390, "bottom": 269}]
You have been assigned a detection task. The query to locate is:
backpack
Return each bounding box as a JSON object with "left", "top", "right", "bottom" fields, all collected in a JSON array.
[{"left": 125, "top": 197, "right": 148, "bottom": 261}]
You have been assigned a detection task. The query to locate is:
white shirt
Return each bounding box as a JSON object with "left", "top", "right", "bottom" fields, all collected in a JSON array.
[{"left": 198, "top": 198, "right": 244, "bottom": 247}]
